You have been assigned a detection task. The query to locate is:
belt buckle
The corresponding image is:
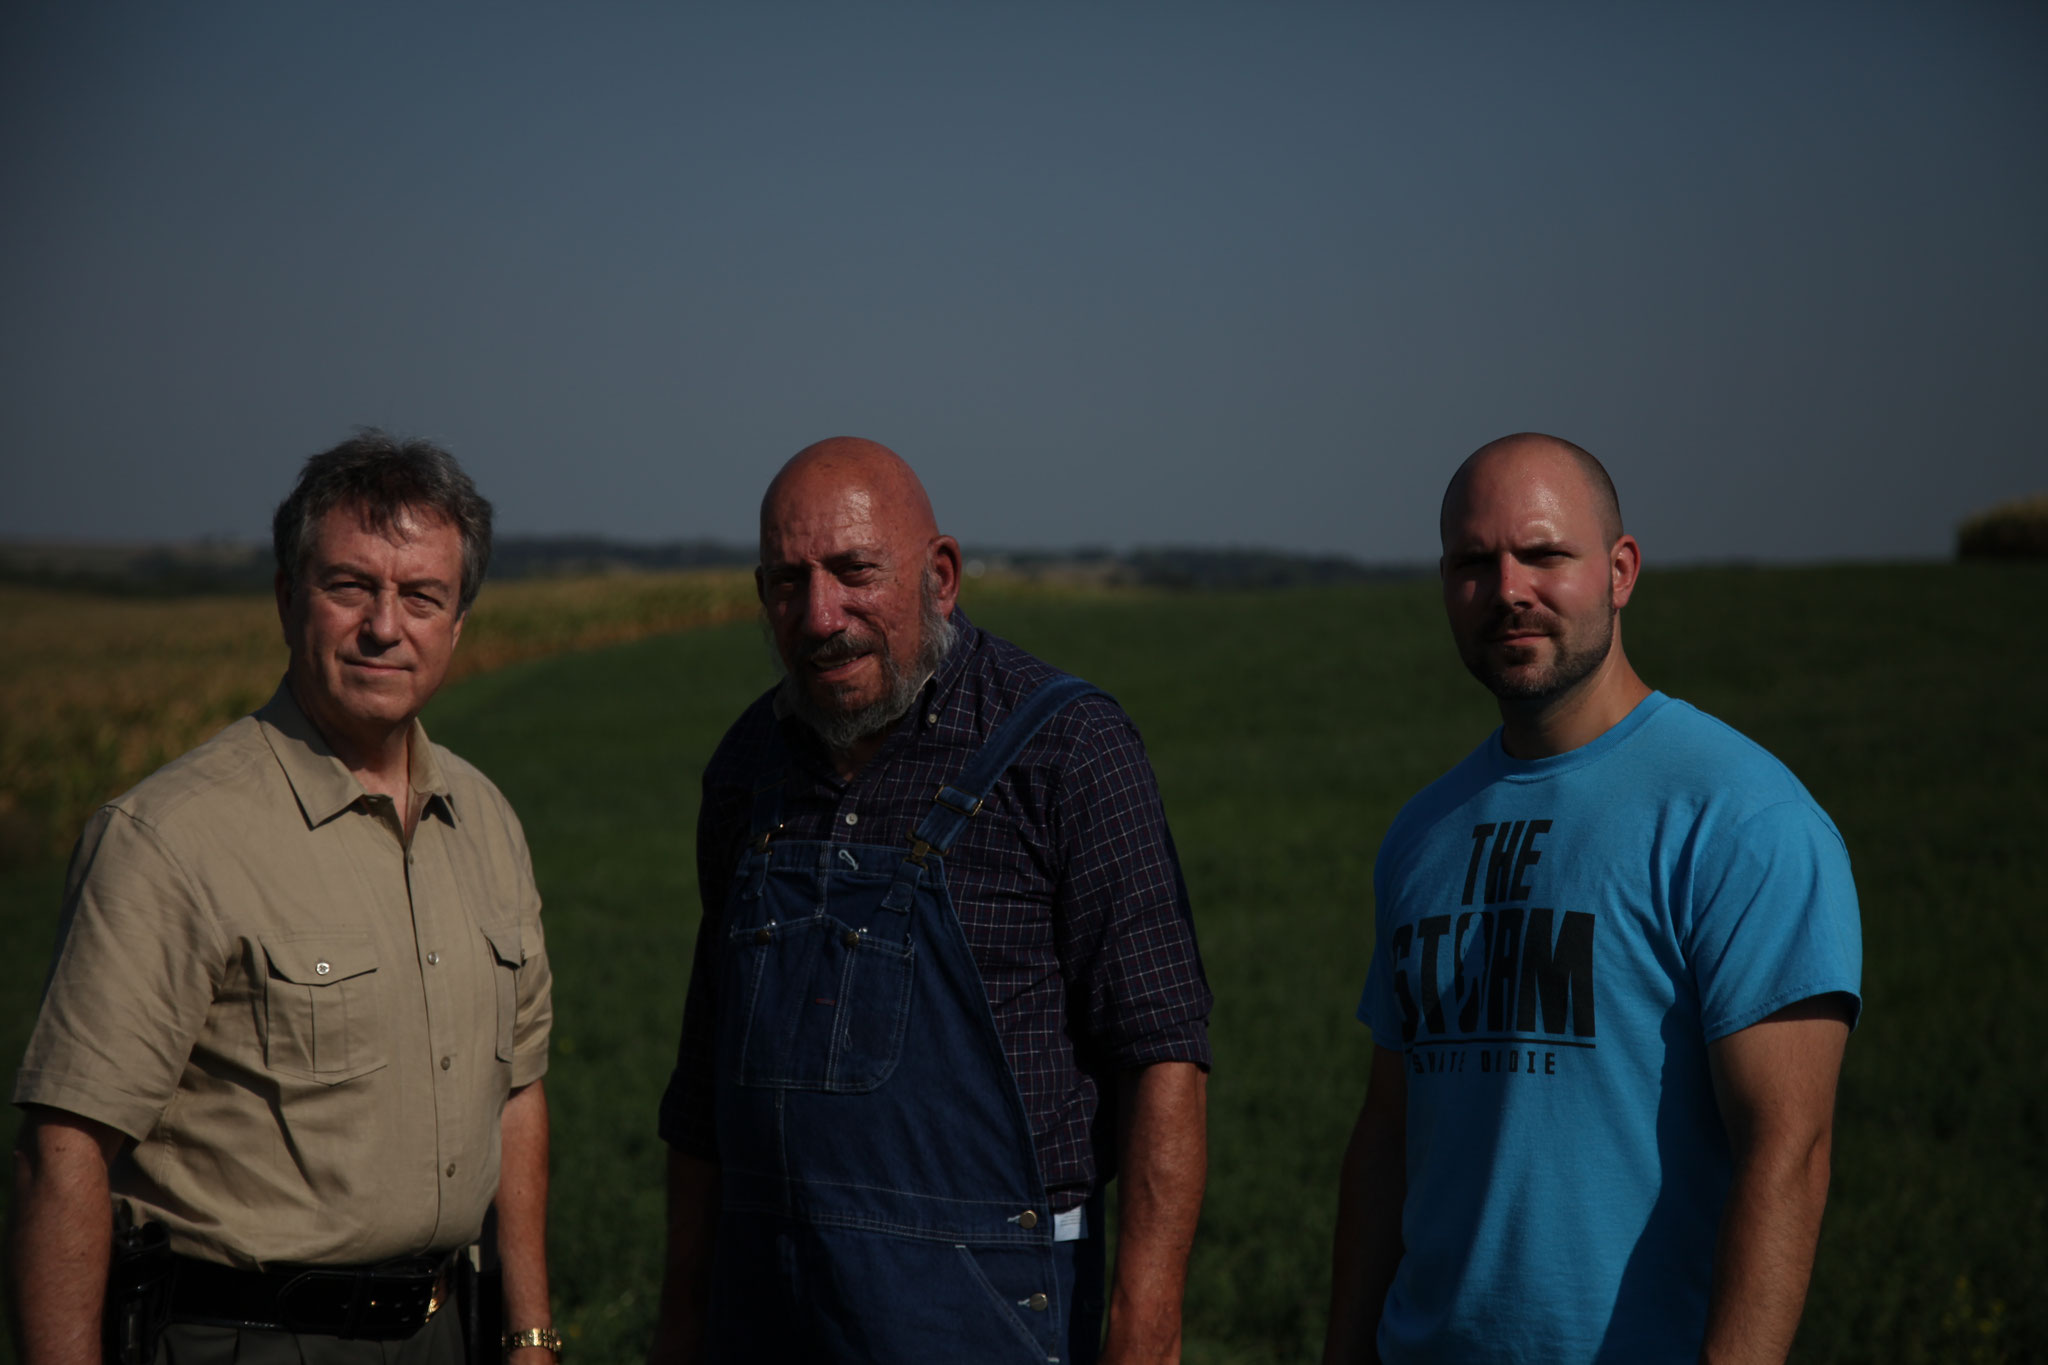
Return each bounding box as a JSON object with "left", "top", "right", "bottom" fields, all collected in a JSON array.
[{"left": 276, "top": 1258, "right": 442, "bottom": 1341}]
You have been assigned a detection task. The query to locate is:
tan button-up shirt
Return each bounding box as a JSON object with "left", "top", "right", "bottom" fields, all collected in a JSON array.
[{"left": 13, "top": 683, "right": 551, "bottom": 1268}]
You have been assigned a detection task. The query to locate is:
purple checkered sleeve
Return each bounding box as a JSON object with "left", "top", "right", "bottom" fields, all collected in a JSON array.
[{"left": 659, "top": 611, "right": 1212, "bottom": 1208}]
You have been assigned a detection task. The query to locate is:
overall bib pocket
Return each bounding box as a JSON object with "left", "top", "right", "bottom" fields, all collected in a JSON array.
[
  {"left": 260, "top": 934, "right": 386, "bottom": 1083},
  {"left": 728, "top": 911, "right": 915, "bottom": 1093}
]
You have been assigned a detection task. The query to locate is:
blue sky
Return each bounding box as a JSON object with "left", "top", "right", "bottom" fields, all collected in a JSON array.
[{"left": 2, "top": 2, "right": 2042, "bottom": 562}]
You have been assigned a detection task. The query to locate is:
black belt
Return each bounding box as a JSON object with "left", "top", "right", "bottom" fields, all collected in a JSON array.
[{"left": 167, "top": 1252, "right": 453, "bottom": 1340}]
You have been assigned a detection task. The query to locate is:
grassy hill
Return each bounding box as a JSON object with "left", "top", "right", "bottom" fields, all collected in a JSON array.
[{"left": 2, "top": 564, "right": 2042, "bottom": 1362}]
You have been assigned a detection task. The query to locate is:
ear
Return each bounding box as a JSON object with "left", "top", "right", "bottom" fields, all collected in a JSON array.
[
  {"left": 1609, "top": 535, "right": 1642, "bottom": 609},
  {"left": 754, "top": 564, "right": 767, "bottom": 605},
  {"left": 927, "top": 535, "right": 962, "bottom": 615},
  {"left": 274, "top": 568, "right": 295, "bottom": 638}
]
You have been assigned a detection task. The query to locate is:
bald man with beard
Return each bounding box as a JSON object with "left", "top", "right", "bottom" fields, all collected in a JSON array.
[
  {"left": 1324, "top": 435, "right": 1862, "bottom": 1365},
  {"left": 649, "top": 439, "right": 1212, "bottom": 1364}
]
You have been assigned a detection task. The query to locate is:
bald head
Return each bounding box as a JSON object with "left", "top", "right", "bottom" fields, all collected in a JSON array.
[
  {"left": 757, "top": 436, "right": 962, "bottom": 759},
  {"left": 762, "top": 436, "right": 939, "bottom": 549},
  {"left": 1441, "top": 433, "right": 1623, "bottom": 551}
]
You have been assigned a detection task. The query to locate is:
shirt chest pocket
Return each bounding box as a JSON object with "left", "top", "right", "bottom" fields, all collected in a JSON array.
[
  {"left": 480, "top": 921, "right": 523, "bottom": 1064},
  {"left": 261, "top": 935, "right": 387, "bottom": 1083}
]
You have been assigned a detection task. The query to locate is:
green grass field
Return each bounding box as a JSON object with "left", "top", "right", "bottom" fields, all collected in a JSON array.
[{"left": 3, "top": 565, "right": 2043, "bottom": 1362}]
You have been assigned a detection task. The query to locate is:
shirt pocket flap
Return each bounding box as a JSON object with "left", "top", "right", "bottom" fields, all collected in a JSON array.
[
  {"left": 264, "top": 936, "right": 378, "bottom": 986},
  {"left": 480, "top": 921, "right": 525, "bottom": 968}
]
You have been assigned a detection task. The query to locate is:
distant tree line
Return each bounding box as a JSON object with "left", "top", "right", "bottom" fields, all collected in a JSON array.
[
  {"left": 0, "top": 537, "right": 1423, "bottom": 595},
  {"left": 1956, "top": 494, "right": 2048, "bottom": 560}
]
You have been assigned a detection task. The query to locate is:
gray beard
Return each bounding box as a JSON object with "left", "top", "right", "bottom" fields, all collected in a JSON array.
[{"left": 778, "top": 593, "right": 957, "bottom": 753}]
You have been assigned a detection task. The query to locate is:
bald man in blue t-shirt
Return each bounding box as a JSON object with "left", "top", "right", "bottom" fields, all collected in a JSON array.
[{"left": 1324, "top": 434, "right": 1861, "bottom": 1365}]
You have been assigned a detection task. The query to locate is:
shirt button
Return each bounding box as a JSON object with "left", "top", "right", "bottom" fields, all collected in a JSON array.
[
  {"left": 843, "top": 811, "right": 858, "bottom": 826},
  {"left": 426, "top": 952, "right": 440, "bottom": 966},
  {"left": 926, "top": 712, "right": 939, "bottom": 726},
  {"left": 446, "top": 1163, "right": 456, "bottom": 1178},
  {"left": 1018, "top": 1209, "right": 1038, "bottom": 1230},
  {"left": 441, "top": 1056, "right": 452, "bottom": 1070},
  {"left": 314, "top": 961, "right": 331, "bottom": 976},
  {"left": 1027, "top": 1293, "right": 1049, "bottom": 1312}
]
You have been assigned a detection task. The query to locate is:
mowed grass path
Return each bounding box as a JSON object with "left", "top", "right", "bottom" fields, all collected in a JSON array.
[{"left": 2, "top": 565, "right": 2042, "bottom": 1363}]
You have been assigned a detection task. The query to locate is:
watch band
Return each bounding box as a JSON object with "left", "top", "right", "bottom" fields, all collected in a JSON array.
[{"left": 502, "top": 1327, "right": 564, "bottom": 1357}]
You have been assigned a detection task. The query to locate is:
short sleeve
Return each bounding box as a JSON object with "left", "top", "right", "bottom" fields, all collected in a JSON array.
[
  {"left": 657, "top": 768, "right": 737, "bottom": 1156},
  {"left": 1686, "top": 799, "right": 1863, "bottom": 1042},
  {"left": 506, "top": 816, "right": 553, "bottom": 1088},
  {"left": 1356, "top": 849, "right": 1404, "bottom": 1043},
  {"left": 1054, "top": 708, "right": 1212, "bottom": 1070},
  {"left": 12, "top": 808, "right": 226, "bottom": 1140}
]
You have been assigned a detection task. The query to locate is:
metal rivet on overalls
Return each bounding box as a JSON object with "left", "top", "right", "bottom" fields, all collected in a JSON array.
[
  {"left": 1017, "top": 1209, "right": 1038, "bottom": 1229},
  {"left": 315, "top": 961, "right": 331, "bottom": 976},
  {"left": 1027, "top": 1293, "right": 1049, "bottom": 1312},
  {"left": 755, "top": 928, "right": 772, "bottom": 944},
  {"left": 841, "top": 930, "right": 859, "bottom": 947}
]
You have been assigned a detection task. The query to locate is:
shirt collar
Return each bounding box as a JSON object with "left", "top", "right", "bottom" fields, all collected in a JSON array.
[{"left": 256, "top": 680, "right": 456, "bottom": 829}]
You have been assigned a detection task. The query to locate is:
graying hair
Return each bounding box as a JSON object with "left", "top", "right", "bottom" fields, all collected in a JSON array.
[{"left": 272, "top": 429, "right": 494, "bottom": 614}]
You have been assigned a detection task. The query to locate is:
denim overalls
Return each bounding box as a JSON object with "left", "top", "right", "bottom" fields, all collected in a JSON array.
[{"left": 708, "top": 676, "right": 1106, "bottom": 1363}]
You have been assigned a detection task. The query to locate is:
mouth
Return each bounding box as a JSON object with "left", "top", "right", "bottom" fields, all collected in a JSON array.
[
  {"left": 797, "top": 632, "right": 879, "bottom": 683},
  {"left": 807, "top": 652, "right": 872, "bottom": 683},
  {"left": 1486, "top": 613, "right": 1554, "bottom": 647}
]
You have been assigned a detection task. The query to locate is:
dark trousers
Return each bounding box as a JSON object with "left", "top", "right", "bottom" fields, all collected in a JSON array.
[{"left": 155, "top": 1305, "right": 463, "bottom": 1365}]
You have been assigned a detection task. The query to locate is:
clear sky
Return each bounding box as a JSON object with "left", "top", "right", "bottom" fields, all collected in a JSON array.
[{"left": 3, "top": 2, "right": 2042, "bottom": 563}]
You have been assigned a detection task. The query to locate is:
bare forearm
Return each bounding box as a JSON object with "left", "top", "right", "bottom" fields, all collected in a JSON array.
[
  {"left": 1323, "top": 1048, "right": 1406, "bottom": 1365},
  {"left": 646, "top": 1149, "right": 721, "bottom": 1365},
  {"left": 1103, "top": 1062, "right": 1207, "bottom": 1365},
  {"left": 1698, "top": 1135, "right": 1831, "bottom": 1365},
  {"left": 1700, "top": 1001, "right": 1852, "bottom": 1365},
  {"left": 497, "top": 1081, "right": 553, "bottom": 1361},
  {"left": 9, "top": 1109, "right": 124, "bottom": 1365}
]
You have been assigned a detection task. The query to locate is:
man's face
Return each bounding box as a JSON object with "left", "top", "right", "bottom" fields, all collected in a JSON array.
[
  {"left": 1439, "top": 453, "right": 1633, "bottom": 704},
  {"left": 278, "top": 503, "right": 467, "bottom": 750},
  {"left": 758, "top": 478, "right": 949, "bottom": 747}
]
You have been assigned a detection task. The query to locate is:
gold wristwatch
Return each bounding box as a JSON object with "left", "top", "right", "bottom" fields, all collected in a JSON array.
[{"left": 502, "top": 1327, "right": 564, "bottom": 1358}]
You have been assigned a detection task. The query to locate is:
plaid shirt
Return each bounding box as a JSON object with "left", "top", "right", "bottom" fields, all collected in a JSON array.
[{"left": 659, "top": 610, "right": 1212, "bottom": 1209}]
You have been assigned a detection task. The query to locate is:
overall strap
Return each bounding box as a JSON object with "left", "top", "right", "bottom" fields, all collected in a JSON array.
[
  {"left": 739, "top": 727, "right": 790, "bottom": 900},
  {"left": 911, "top": 674, "right": 1103, "bottom": 864}
]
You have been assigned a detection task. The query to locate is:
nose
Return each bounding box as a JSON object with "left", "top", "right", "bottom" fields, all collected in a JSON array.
[
  {"left": 360, "top": 587, "right": 404, "bottom": 646},
  {"left": 794, "top": 574, "right": 850, "bottom": 640},
  {"left": 1491, "top": 553, "right": 1535, "bottom": 607}
]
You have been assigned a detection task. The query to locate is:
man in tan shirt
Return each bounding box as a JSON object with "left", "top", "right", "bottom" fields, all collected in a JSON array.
[{"left": 10, "top": 432, "right": 557, "bottom": 1365}]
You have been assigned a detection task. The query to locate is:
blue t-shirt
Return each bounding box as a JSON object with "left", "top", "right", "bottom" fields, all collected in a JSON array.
[{"left": 1357, "top": 693, "right": 1862, "bottom": 1364}]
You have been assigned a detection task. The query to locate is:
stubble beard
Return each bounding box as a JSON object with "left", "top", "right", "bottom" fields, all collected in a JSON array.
[
  {"left": 1464, "top": 606, "right": 1616, "bottom": 705},
  {"left": 776, "top": 576, "right": 957, "bottom": 752}
]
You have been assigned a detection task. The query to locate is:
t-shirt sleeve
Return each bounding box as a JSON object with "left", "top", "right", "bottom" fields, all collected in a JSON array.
[
  {"left": 12, "top": 808, "right": 225, "bottom": 1140},
  {"left": 1686, "top": 798, "right": 1863, "bottom": 1042},
  {"left": 1356, "top": 839, "right": 1404, "bottom": 1043}
]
